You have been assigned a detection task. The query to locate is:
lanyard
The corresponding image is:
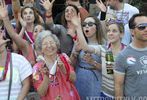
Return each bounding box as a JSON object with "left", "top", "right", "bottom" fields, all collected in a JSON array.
[{"left": 3, "top": 52, "right": 11, "bottom": 81}]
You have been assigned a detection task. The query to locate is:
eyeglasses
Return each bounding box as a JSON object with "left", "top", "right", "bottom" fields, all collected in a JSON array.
[
  {"left": 135, "top": 23, "right": 147, "bottom": 31},
  {"left": 82, "top": 22, "right": 96, "bottom": 27}
]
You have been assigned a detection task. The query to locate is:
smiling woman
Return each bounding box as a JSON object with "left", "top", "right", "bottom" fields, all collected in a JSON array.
[{"left": 33, "top": 30, "right": 80, "bottom": 100}]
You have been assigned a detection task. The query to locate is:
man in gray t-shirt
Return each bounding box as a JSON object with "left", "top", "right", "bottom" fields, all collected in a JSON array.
[{"left": 114, "top": 13, "right": 147, "bottom": 99}]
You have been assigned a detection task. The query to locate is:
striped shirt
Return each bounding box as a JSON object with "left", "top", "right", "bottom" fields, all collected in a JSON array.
[{"left": 0, "top": 53, "right": 32, "bottom": 100}]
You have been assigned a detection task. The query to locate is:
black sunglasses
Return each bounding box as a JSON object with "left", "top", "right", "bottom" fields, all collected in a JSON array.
[
  {"left": 82, "top": 22, "right": 96, "bottom": 27},
  {"left": 135, "top": 23, "right": 147, "bottom": 31}
]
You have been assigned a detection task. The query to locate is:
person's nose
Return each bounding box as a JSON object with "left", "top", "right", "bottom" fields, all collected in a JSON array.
[{"left": 107, "top": 31, "right": 113, "bottom": 36}]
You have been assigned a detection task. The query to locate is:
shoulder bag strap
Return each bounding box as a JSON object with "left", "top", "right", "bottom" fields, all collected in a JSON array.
[
  {"left": 59, "top": 54, "right": 70, "bottom": 81},
  {"left": 7, "top": 53, "right": 13, "bottom": 100}
]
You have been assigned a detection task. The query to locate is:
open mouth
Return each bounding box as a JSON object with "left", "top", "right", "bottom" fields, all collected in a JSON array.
[{"left": 85, "top": 30, "right": 89, "bottom": 33}]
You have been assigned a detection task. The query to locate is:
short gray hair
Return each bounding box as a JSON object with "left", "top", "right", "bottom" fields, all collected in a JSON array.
[{"left": 35, "top": 30, "right": 60, "bottom": 51}]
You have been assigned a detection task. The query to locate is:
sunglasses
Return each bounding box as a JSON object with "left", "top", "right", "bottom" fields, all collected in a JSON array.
[
  {"left": 82, "top": 22, "right": 96, "bottom": 27},
  {"left": 135, "top": 23, "right": 147, "bottom": 31}
]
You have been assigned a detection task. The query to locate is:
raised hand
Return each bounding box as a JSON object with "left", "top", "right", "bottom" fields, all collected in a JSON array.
[
  {"left": 96, "top": 0, "right": 107, "bottom": 12},
  {"left": 0, "top": 0, "right": 8, "bottom": 19},
  {"left": 71, "top": 13, "right": 81, "bottom": 28},
  {"left": 0, "top": 27, "right": 10, "bottom": 47},
  {"left": 83, "top": 53, "right": 94, "bottom": 65},
  {"left": 40, "top": 0, "right": 55, "bottom": 12},
  {"left": 40, "top": 66, "right": 49, "bottom": 76},
  {"left": 18, "top": 13, "right": 27, "bottom": 28},
  {"left": 57, "top": 58, "right": 64, "bottom": 67}
]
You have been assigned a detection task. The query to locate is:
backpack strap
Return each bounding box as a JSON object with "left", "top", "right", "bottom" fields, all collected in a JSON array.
[{"left": 3, "top": 52, "right": 11, "bottom": 81}]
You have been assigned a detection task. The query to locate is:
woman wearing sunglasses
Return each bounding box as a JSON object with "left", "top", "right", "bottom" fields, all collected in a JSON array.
[
  {"left": 71, "top": 13, "right": 126, "bottom": 99},
  {"left": 70, "top": 15, "right": 106, "bottom": 100}
]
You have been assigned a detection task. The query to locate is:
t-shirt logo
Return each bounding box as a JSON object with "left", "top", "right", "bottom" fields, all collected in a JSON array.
[
  {"left": 116, "top": 12, "right": 129, "bottom": 25},
  {"left": 127, "top": 56, "right": 136, "bottom": 65},
  {"left": 140, "top": 56, "right": 147, "bottom": 69}
]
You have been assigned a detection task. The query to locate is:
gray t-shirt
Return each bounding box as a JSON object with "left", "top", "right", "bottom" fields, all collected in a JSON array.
[{"left": 114, "top": 43, "right": 147, "bottom": 97}]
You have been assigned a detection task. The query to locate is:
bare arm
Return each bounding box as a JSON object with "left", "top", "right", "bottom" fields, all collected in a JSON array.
[
  {"left": 12, "top": 0, "right": 21, "bottom": 28},
  {"left": 19, "top": 27, "right": 26, "bottom": 38},
  {"left": 37, "top": 75, "right": 50, "bottom": 96},
  {"left": 18, "top": 13, "right": 26, "bottom": 38},
  {"left": 3, "top": 17, "right": 29, "bottom": 56},
  {"left": 37, "top": 67, "right": 50, "bottom": 96},
  {"left": 17, "top": 76, "right": 31, "bottom": 100},
  {"left": 70, "top": 41, "right": 81, "bottom": 67},
  {"left": 71, "top": 14, "right": 101, "bottom": 55},
  {"left": 114, "top": 73, "right": 124, "bottom": 100},
  {"left": 0, "top": 0, "right": 29, "bottom": 57}
]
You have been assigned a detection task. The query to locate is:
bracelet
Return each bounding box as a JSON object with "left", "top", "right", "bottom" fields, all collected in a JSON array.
[{"left": 72, "top": 34, "right": 77, "bottom": 41}]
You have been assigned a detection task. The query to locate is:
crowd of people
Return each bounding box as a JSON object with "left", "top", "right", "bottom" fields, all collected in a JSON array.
[{"left": 0, "top": 0, "right": 147, "bottom": 100}]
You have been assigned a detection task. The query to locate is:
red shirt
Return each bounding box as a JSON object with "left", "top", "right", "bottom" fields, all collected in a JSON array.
[
  {"left": 32, "top": 54, "right": 80, "bottom": 100},
  {"left": 5, "top": 0, "right": 12, "bottom": 4}
]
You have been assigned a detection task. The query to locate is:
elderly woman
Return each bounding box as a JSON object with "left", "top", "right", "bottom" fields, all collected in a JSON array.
[{"left": 32, "top": 30, "right": 80, "bottom": 100}]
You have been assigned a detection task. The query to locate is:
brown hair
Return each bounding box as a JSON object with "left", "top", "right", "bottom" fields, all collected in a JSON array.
[
  {"left": 107, "top": 21, "right": 124, "bottom": 33},
  {"left": 17, "top": 6, "right": 41, "bottom": 33},
  {"left": 85, "top": 16, "right": 106, "bottom": 45},
  {"left": 61, "top": 4, "right": 79, "bottom": 28}
]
